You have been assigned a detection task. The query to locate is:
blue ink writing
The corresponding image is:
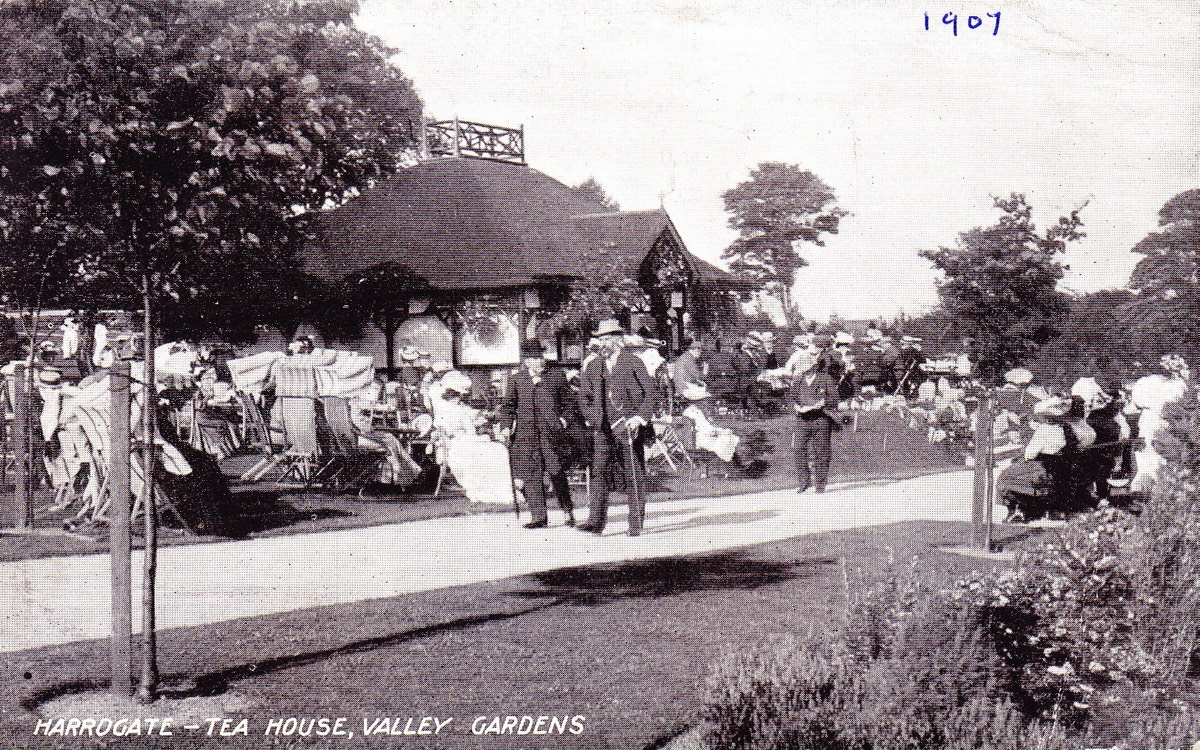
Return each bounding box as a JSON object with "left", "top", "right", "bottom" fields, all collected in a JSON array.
[{"left": 924, "top": 11, "right": 1001, "bottom": 35}]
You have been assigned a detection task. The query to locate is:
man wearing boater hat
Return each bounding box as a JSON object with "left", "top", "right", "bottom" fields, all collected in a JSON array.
[
  {"left": 577, "top": 319, "right": 657, "bottom": 536},
  {"left": 498, "top": 339, "right": 580, "bottom": 529}
]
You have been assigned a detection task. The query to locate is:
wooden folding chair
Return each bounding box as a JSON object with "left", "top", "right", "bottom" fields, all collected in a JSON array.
[
  {"left": 311, "top": 396, "right": 386, "bottom": 493},
  {"left": 645, "top": 415, "right": 698, "bottom": 476}
]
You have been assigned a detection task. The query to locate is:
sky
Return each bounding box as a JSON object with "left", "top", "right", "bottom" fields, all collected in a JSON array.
[{"left": 355, "top": 0, "right": 1199, "bottom": 322}]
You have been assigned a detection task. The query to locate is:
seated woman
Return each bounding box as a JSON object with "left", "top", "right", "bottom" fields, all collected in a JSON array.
[
  {"left": 431, "top": 371, "right": 515, "bottom": 506},
  {"left": 998, "top": 395, "right": 1093, "bottom": 522},
  {"left": 1072, "top": 378, "right": 1128, "bottom": 501},
  {"left": 344, "top": 385, "right": 422, "bottom": 489},
  {"left": 677, "top": 383, "right": 767, "bottom": 477},
  {"left": 189, "top": 364, "right": 241, "bottom": 461}
]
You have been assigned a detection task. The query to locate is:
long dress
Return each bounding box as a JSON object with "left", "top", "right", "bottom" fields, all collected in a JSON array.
[
  {"left": 998, "top": 421, "right": 1076, "bottom": 521},
  {"left": 1130, "top": 375, "right": 1188, "bottom": 493},
  {"left": 682, "top": 403, "right": 740, "bottom": 462},
  {"left": 433, "top": 398, "right": 514, "bottom": 505}
]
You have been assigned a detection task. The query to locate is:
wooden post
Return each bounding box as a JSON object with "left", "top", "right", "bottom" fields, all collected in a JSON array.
[
  {"left": 971, "top": 393, "right": 993, "bottom": 549},
  {"left": 109, "top": 362, "right": 132, "bottom": 697},
  {"left": 10, "top": 363, "right": 30, "bottom": 529}
]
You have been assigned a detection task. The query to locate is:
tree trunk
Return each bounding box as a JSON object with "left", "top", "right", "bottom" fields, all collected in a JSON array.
[
  {"left": 136, "top": 273, "right": 158, "bottom": 704},
  {"left": 779, "top": 284, "right": 799, "bottom": 328}
]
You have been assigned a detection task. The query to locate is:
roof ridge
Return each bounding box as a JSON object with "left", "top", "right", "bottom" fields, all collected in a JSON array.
[{"left": 571, "top": 208, "right": 667, "bottom": 220}]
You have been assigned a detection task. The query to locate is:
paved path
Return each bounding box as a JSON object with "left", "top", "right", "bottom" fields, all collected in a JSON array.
[{"left": 2, "top": 470, "right": 996, "bottom": 654}]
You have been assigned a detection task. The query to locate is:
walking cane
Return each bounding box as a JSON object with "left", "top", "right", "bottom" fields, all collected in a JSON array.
[{"left": 625, "top": 422, "right": 641, "bottom": 530}]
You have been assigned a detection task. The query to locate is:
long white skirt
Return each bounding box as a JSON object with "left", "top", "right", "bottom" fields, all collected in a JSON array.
[{"left": 446, "top": 433, "right": 514, "bottom": 505}]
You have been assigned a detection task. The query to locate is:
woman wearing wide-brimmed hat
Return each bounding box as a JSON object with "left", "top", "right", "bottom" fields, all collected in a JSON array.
[{"left": 997, "top": 395, "right": 1092, "bottom": 522}]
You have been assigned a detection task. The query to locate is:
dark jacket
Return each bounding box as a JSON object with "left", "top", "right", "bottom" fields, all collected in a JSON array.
[
  {"left": 498, "top": 367, "right": 580, "bottom": 480},
  {"left": 579, "top": 349, "right": 657, "bottom": 430},
  {"left": 790, "top": 371, "right": 839, "bottom": 423}
]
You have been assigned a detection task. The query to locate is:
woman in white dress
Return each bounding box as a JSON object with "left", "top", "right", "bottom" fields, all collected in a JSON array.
[
  {"left": 432, "top": 371, "right": 515, "bottom": 506},
  {"left": 1129, "top": 354, "right": 1190, "bottom": 494}
]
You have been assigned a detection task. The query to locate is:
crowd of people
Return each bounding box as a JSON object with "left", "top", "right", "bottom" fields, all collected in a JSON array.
[
  {"left": 6, "top": 312, "right": 1192, "bottom": 537},
  {"left": 994, "top": 355, "right": 1191, "bottom": 522}
]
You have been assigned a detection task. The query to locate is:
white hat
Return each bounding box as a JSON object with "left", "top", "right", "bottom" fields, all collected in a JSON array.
[
  {"left": 593, "top": 319, "right": 625, "bottom": 337},
  {"left": 865, "top": 328, "right": 883, "bottom": 342},
  {"left": 1070, "top": 377, "right": 1104, "bottom": 404},
  {"left": 1032, "top": 396, "right": 1070, "bottom": 418},
  {"left": 431, "top": 360, "right": 453, "bottom": 373},
  {"left": 399, "top": 345, "right": 419, "bottom": 362},
  {"left": 1004, "top": 368, "right": 1033, "bottom": 386},
  {"left": 679, "top": 383, "right": 712, "bottom": 401},
  {"left": 440, "top": 370, "right": 472, "bottom": 395},
  {"left": 834, "top": 332, "right": 854, "bottom": 346},
  {"left": 759, "top": 331, "right": 776, "bottom": 341}
]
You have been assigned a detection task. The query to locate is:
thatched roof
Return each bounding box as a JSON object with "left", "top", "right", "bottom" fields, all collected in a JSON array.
[{"left": 307, "top": 157, "right": 745, "bottom": 291}]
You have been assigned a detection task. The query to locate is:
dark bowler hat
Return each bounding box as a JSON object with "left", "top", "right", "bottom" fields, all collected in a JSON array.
[{"left": 520, "top": 339, "right": 547, "bottom": 358}]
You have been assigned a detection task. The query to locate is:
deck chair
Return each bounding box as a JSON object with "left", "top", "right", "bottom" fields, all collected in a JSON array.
[
  {"left": 244, "top": 396, "right": 321, "bottom": 486},
  {"left": 189, "top": 397, "right": 240, "bottom": 461},
  {"left": 645, "top": 414, "right": 698, "bottom": 476},
  {"left": 311, "top": 396, "right": 386, "bottom": 493},
  {"left": 236, "top": 393, "right": 288, "bottom": 481}
]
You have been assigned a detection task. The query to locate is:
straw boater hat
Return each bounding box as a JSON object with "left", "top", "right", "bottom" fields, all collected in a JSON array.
[
  {"left": 430, "top": 360, "right": 453, "bottom": 374},
  {"left": 834, "top": 332, "right": 854, "bottom": 346},
  {"left": 759, "top": 331, "right": 776, "bottom": 343},
  {"left": 37, "top": 368, "right": 62, "bottom": 386},
  {"left": 399, "top": 345, "right": 420, "bottom": 362},
  {"left": 1004, "top": 368, "right": 1033, "bottom": 386},
  {"left": 865, "top": 328, "right": 884, "bottom": 342},
  {"left": 1032, "top": 396, "right": 1070, "bottom": 418},
  {"left": 593, "top": 319, "right": 625, "bottom": 337}
]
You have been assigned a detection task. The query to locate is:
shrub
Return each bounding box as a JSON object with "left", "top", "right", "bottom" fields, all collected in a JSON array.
[
  {"left": 941, "top": 697, "right": 1070, "bottom": 750},
  {"left": 841, "top": 552, "right": 928, "bottom": 663},
  {"left": 701, "top": 635, "right": 858, "bottom": 750},
  {"left": 1132, "top": 389, "right": 1200, "bottom": 682},
  {"left": 954, "top": 387, "right": 1200, "bottom": 723},
  {"left": 702, "top": 587, "right": 1052, "bottom": 750}
]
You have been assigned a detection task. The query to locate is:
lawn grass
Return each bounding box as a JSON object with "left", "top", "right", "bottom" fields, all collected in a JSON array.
[
  {"left": 2, "top": 519, "right": 1034, "bottom": 750},
  {"left": 1, "top": 410, "right": 963, "bottom": 562}
]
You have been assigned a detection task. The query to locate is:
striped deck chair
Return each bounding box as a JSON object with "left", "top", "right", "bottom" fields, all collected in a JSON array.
[
  {"left": 309, "top": 396, "right": 385, "bottom": 493},
  {"left": 246, "top": 396, "right": 321, "bottom": 486}
]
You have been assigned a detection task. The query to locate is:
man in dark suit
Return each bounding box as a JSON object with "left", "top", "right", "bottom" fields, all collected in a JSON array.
[
  {"left": 498, "top": 340, "right": 581, "bottom": 529},
  {"left": 577, "top": 319, "right": 657, "bottom": 536},
  {"left": 791, "top": 354, "right": 840, "bottom": 494}
]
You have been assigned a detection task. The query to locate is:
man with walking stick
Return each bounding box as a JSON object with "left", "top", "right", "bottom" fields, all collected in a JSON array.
[{"left": 577, "top": 320, "right": 657, "bottom": 536}]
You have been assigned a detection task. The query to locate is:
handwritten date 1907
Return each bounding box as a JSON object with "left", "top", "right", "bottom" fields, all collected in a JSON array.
[{"left": 925, "top": 12, "right": 1001, "bottom": 36}]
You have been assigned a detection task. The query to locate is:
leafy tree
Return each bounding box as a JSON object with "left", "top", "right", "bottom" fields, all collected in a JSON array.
[
  {"left": 0, "top": 0, "right": 422, "bottom": 700},
  {"left": 721, "top": 161, "right": 847, "bottom": 322},
  {"left": 920, "top": 194, "right": 1085, "bottom": 384},
  {"left": 546, "top": 242, "right": 648, "bottom": 336},
  {"left": 1126, "top": 189, "right": 1200, "bottom": 359},
  {"left": 344, "top": 262, "right": 431, "bottom": 378},
  {"left": 570, "top": 176, "right": 621, "bottom": 212}
]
